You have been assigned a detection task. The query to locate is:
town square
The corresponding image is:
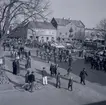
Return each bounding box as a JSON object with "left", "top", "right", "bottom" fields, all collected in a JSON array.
[{"left": 0, "top": 0, "right": 106, "bottom": 105}]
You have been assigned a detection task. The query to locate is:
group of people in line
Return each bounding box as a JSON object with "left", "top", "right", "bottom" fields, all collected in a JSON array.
[
  {"left": 23, "top": 66, "right": 88, "bottom": 92},
  {"left": 36, "top": 47, "right": 73, "bottom": 67}
]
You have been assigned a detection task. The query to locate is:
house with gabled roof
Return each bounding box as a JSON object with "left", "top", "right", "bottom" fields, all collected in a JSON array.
[
  {"left": 27, "top": 21, "right": 57, "bottom": 43},
  {"left": 51, "top": 17, "right": 85, "bottom": 42}
]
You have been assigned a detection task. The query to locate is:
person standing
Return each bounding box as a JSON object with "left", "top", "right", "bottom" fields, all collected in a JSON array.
[
  {"left": 50, "top": 64, "right": 53, "bottom": 76},
  {"left": 42, "top": 67, "right": 48, "bottom": 85},
  {"left": 25, "top": 71, "right": 30, "bottom": 83},
  {"left": 16, "top": 59, "right": 20, "bottom": 75},
  {"left": 67, "top": 66, "right": 72, "bottom": 76},
  {"left": 54, "top": 64, "right": 57, "bottom": 76},
  {"left": 28, "top": 51, "right": 31, "bottom": 57},
  {"left": 68, "top": 77, "right": 73, "bottom": 91},
  {"left": 68, "top": 56, "right": 72, "bottom": 67},
  {"left": 12, "top": 60, "right": 17, "bottom": 75},
  {"left": 22, "top": 71, "right": 30, "bottom": 91},
  {"left": 28, "top": 57, "right": 31, "bottom": 68},
  {"left": 28, "top": 71, "right": 35, "bottom": 92},
  {"left": 79, "top": 68, "right": 88, "bottom": 85},
  {"left": 56, "top": 72, "right": 61, "bottom": 88}
]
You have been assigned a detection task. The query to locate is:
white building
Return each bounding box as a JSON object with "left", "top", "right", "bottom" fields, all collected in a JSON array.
[
  {"left": 51, "top": 18, "right": 85, "bottom": 42},
  {"left": 27, "top": 21, "right": 57, "bottom": 43}
]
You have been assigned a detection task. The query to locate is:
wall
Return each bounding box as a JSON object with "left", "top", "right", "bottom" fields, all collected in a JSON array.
[
  {"left": 57, "top": 23, "right": 85, "bottom": 42},
  {"left": 27, "top": 28, "right": 57, "bottom": 42}
]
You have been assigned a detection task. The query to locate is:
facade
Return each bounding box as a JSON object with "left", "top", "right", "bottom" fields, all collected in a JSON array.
[
  {"left": 85, "top": 28, "right": 105, "bottom": 41},
  {"left": 27, "top": 21, "right": 57, "bottom": 43},
  {"left": 51, "top": 18, "right": 85, "bottom": 42}
]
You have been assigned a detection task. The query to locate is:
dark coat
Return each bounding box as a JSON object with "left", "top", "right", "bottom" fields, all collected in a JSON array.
[
  {"left": 80, "top": 70, "right": 88, "bottom": 79},
  {"left": 28, "top": 74, "right": 35, "bottom": 83},
  {"left": 13, "top": 60, "right": 17, "bottom": 75},
  {"left": 25, "top": 73, "right": 29, "bottom": 83},
  {"left": 68, "top": 78, "right": 73, "bottom": 86}
]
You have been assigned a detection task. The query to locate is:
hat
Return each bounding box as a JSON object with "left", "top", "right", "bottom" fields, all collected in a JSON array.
[{"left": 31, "top": 71, "right": 34, "bottom": 73}]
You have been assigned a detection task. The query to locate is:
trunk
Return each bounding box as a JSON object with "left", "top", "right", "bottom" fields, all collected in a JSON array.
[{"left": 1, "top": 0, "right": 14, "bottom": 40}]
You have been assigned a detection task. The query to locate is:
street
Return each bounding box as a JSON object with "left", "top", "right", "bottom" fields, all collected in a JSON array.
[{"left": 0, "top": 47, "right": 106, "bottom": 105}]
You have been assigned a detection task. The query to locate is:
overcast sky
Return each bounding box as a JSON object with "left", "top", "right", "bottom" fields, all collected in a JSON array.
[{"left": 50, "top": 0, "right": 106, "bottom": 28}]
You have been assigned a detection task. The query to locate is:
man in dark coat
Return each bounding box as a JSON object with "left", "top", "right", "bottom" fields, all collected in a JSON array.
[
  {"left": 79, "top": 68, "right": 88, "bottom": 85},
  {"left": 68, "top": 56, "right": 72, "bottom": 67},
  {"left": 28, "top": 71, "right": 35, "bottom": 92},
  {"left": 12, "top": 60, "right": 17, "bottom": 75},
  {"left": 54, "top": 64, "right": 57, "bottom": 76},
  {"left": 68, "top": 77, "right": 73, "bottom": 91},
  {"left": 16, "top": 59, "right": 20, "bottom": 75},
  {"left": 50, "top": 64, "right": 53, "bottom": 76},
  {"left": 56, "top": 72, "right": 61, "bottom": 88},
  {"left": 25, "top": 71, "right": 30, "bottom": 83}
]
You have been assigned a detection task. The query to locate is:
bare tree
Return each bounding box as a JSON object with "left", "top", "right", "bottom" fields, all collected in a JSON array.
[
  {"left": 97, "top": 19, "right": 106, "bottom": 40},
  {"left": 0, "top": 0, "right": 51, "bottom": 39}
]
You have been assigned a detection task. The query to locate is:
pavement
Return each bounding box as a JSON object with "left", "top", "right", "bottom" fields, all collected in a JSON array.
[{"left": 0, "top": 47, "right": 106, "bottom": 105}]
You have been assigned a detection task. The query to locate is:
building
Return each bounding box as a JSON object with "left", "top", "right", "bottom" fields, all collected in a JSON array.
[
  {"left": 51, "top": 17, "right": 85, "bottom": 42},
  {"left": 8, "top": 22, "right": 28, "bottom": 41},
  {"left": 85, "top": 28, "right": 105, "bottom": 41},
  {"left": 27, "top": 21, "right": 57, "bottom": 43}
]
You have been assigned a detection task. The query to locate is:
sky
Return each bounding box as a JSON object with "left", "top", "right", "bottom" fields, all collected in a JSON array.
[{"left": 50, "top": 0, "right": 106, "bottom": 28}]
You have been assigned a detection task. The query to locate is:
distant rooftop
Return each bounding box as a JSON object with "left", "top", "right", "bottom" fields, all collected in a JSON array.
[
  {"left": 54, "top": 18, "right": 71, "bottom": 26},
  {"left": 85, "top": 28, "right": 106, "bottom": 32},
  {"left": 28, "top": 21, "right": 56, "bottom": 30},
  {"left": 52, "top": 17, "right": 85, "bottom": 28}
]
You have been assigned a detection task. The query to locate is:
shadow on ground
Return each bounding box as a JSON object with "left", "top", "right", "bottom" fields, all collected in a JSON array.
[{"left": 84, "top": 101, "right": 106, "bottom": 105}]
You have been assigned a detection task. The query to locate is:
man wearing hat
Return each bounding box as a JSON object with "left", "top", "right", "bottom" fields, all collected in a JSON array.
[
  {"left": 68, "top": 77, "right": 73, "bottom": 91},
  {"left": 79, "top": 68, "right": 88, "bottom": 85}
]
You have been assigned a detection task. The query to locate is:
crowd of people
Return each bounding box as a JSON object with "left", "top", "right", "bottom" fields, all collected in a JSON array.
[
  {"left": 84, "top": 50, "right": 106, "bottom": 72},
  {"left": 2, "top": 38, "right": 89, "bottom": 92},
  {"left": 36, "top": 44, "right": 73, "bottom": 67}
]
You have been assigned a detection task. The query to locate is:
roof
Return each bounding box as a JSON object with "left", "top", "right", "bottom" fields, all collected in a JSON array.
[
  {"left": 54, "top": 18, "right": 71, "bottom": 26},
  {"left": 70, "top": 20, "right": 85, "bottom": 28},
  {"left": 8, "top": 23, "right": 28, "bottom": 39},
  {"left": 52, "top": 18, "right": 85, "bottom": 28},
  {"left": 85, "top": 28, "right": 106, "bottom": 32},
  {"left": 28, "top": 21, "right": 56, "bottom": 30}
]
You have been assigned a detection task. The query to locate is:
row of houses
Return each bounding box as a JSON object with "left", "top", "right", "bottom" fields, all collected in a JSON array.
[{"left": 8, "top": 17, "right": 105, "bottom": 43}]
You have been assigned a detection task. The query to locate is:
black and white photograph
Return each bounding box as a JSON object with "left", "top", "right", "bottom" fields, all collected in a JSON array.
[{"left": 0, "top": 0, "right": 106, "bottom": 105}]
